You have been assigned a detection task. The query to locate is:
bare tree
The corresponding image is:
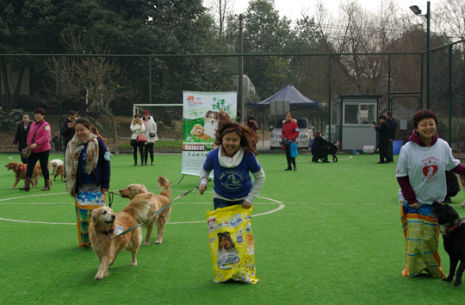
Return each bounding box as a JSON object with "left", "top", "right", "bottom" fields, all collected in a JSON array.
[
  {"left": 435, "top": 0, "right": 465, "bottom": 40},
  {"left": 208, "top": 0, "right": 234, "bottom": 38},
  {"left": 45, "top": 29, "right": 126, "bottom": 143}
]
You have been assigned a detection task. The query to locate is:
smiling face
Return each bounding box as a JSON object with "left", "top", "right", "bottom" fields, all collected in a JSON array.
[
  {"left": 416, "top": 118, "right": 436, "bottom": 144},
  {"left": 222, "top": 131, "right": 241, "bottom": 157},
  {"left": 74, "top": 123, "right": 91, "bottom": 143}
]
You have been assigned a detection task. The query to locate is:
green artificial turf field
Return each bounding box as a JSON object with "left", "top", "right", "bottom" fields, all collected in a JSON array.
[{"left": 0, "top": 152, "right": 464, "bottom": 305}]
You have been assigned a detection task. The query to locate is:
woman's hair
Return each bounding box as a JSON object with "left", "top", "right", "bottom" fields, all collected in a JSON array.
[
  {"left": 215, "top": 111, "right": 259, "bottom": 155},
  {"left": 74, "top": 118, "right": 107, "bottom": 144},
  {"left": 33, "top": 107, "right": 45, "bottom": 115},
  {"left": 314, "top": 131, "right": 321, "bottom": 138},
  {"left": 132, "top": 113, "right": 142, "bottom": 124},
  {"left": 413, "top": 109, "right": 437, "bottom": 128}
]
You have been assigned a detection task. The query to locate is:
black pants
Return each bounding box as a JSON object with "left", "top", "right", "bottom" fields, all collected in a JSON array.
[
  {"left": 285, "top": 146, "right": 296, "bottom": 169},
  {"left": 378, "top": 143, "right": 389, "bottom": 163},
  {"left": 144, "top": 142, "right": 154, "bottom": 164},
  {"left": 386, "top": 140, "right": 394, "bottom": 162},
  {"left": 18, "top": 146, "right": 28, "bottom": 164},
  {"left": 131, "top": 140, "right": 145, "bottom": 165},
  {"left": 26, "top": 150, "right": 50, "bottom": 181}
]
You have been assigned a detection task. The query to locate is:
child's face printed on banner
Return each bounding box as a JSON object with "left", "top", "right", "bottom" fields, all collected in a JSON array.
[{"left": 222, "top": 131, "right": 241, "bottom": 157}]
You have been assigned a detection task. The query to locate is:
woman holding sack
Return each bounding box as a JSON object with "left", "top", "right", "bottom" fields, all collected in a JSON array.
[
  {"left": 142, "top": 110, "right": 158, "bottom": 166},
  {"left": 130, "top": 113, "right": 146, "bottom": 166},
  {"left": 281, "top": 112, "right": 299, "bottom": 171},
  {"left": 199, "top": 111, "right": 265, "bottom": 284},
  {"left": 396, "top": 109, "right": 465, "bottom": 278},
  {"left": 19, "top": 108, "right": 52, "bottom": 191},
  {"left": 65, "top": 118, "right": 111, "bottom": 246}
]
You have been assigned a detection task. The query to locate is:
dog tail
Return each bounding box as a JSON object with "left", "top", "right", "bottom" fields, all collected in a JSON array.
[{"left": 157, "top": 176, "right": 171, "bottom": 198}]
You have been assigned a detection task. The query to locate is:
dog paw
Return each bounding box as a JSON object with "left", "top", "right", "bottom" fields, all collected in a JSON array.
[
  {"left": 95, "top": 274, "right": 103, "bottom": 280},
  {"left": 131, "top": 260, "right": 138, "bottom": 266},
  {"left": 154, "top": 239, "right": 163, "bottom": 244},
  {"left": 143, "top": 241, "right": 151, "bottom": 246}
]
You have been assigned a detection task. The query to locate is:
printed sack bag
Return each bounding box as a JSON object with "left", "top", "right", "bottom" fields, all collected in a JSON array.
[
  {"left": 75, "top": 192, "right": 106, "bottom": 247},
  {"left": 207, "top": 205, "right": 258, "bottom": 284}
]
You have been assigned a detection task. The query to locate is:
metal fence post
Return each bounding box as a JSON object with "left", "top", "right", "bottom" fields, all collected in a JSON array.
[{"left": 58, "top": 56, "right": 63, "bottom": 143}]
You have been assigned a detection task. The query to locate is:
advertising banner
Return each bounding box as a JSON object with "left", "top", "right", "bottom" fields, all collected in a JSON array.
[{"left": 182, "top": 91, "right": 237, "bottom": 176}]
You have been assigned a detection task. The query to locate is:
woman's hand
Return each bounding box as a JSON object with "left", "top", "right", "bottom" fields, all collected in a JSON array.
[
  {"left": 408, "top": 202, "right": 420, "bottom": 209},
  {"left": 241, "top": 200, "right": 252, "bottom": 209},
  {"left": 198, "top": 184, "right": 207, "bottom": 195},
  {"left": 31, "top": 143, "right": 38, "bottom": 149}
]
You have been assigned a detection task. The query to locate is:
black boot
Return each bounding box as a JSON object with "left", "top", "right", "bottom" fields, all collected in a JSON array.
[
  {"left": 19, "top": 177, "right": 31, "bottom": 192},
  {"left": 42, "top": 179, "right": 51, "bottom": 191}
]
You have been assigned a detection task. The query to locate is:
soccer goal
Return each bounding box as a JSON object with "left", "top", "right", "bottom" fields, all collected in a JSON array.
[{"left": 133, "top": 103, "right": 183, "bottom": 144}]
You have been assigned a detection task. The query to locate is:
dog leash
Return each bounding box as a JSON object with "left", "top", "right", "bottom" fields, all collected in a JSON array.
[{"left": 111, "top": 186, "right": 198, "bottom": 239}]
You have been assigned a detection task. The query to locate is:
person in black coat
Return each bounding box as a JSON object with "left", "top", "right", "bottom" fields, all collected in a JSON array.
[
  {"left": 61, "top": 111, "right": 77, "bottom": 156},
  {"left": 13, "top": 113, "right": 32, "bottom": 163},
  {"left": 384, "top": 111, "right": 396, "bottom": 162},
  {"left": 373, "top": 115, "right": 390, "bottom": 164},
  {"left": 311, "top": 131, "right": 331, "bottom": 163}
]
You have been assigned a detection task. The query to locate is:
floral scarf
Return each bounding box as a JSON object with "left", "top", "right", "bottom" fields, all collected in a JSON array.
[{"left": 65, "top": 133, "right": 99, "bottom": 197}]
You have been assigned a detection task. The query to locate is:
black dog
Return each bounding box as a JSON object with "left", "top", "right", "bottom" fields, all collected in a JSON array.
[
  {"left": 432, "top": 202, "right": 465, "bottom": 286},
  {"left": 329, "top": 141, "right": 340, "bottom": 163}
]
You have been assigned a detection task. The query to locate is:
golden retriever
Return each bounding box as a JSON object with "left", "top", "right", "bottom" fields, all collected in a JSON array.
[
  {"left": 5, "top": 161, "right": 42, "bottom": 189},
  {"left": 119, "top": 176, "right": 171, "bottom": 245},
  {"left": 89, "top": 206, "right": 142, "bottom": 280}
]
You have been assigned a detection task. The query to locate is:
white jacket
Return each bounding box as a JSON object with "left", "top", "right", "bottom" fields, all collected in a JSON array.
[
  {"left": 130, "top": 121, "right": 145, "bottom": 140},
  {"left": 143, "top": 116, "right": 158, "bottom": 143}
]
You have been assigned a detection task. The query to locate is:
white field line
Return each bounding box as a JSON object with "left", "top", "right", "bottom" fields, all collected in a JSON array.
[{"left": 0, "top": 193, "right": 285, "bottom": 225}]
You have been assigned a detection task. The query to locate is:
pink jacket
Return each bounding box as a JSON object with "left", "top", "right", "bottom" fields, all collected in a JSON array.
[{"left": 27, "top": 120, "right": 51, "bottom": 153}]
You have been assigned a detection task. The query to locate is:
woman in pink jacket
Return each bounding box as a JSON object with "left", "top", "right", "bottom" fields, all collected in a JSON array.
[
  {"left": 20, "top": 108, "right": 52, "bottom": 191},
  {"left": 281, "top": 112, "right": 299, "bottom": 171}
]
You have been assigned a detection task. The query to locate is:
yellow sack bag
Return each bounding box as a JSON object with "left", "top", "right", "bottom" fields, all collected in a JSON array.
[{"left": 206, "top": 205, "right": 258, "bottom": 284}]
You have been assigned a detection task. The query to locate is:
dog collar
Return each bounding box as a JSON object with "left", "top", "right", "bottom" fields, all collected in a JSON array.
[
  {"left": 19, "top": 164, "right": 25, "bottom": 172},
  {"left": 447, "top": 219, "right": 464, "bottom": 233}
]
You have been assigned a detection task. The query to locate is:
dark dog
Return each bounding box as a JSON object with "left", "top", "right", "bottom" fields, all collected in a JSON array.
[
  {"left": 432, "top": 202, "right": 465, "bottom": 286},
  {"left": 329, "top": 141, "right": 340, "bottom": 162}
]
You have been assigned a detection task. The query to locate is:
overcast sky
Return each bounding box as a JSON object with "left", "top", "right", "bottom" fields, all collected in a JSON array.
[{"left": 205, "top": 0, "right": 438, "bottom": 22}]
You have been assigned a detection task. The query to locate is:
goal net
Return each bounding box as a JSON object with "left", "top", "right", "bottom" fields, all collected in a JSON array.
[{"left": 133, "top": 104, "right": 183, "bottom": 149}]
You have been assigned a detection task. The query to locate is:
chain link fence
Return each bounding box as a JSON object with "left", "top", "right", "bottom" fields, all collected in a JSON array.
[{"left": 1, "top": 41, "right": 464, "bottom": 154}]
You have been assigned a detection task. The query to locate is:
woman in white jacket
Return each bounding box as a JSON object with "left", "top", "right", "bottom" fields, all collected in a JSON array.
[
  {"left": 142, "top": 110, "right": 158, "bottom": 166},
  {"left": 130, "top": 113, "right": 146, "bottom": 166}
]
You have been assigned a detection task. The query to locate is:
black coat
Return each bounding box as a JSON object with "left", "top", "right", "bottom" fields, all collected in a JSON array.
[
  {"left": 13, "top": 121, "right": 31, "bottom": 149},
  {"left": 387, "top": 118, "right": 396, "bottom": 139},
  {"left": 312, "top": 136, "right": 331, "bottom": 156},
  {"left": 61, "top": 118, "right": 75, "bottom": 148},
  {"left": 375, "top": 122, "right": 390, "bottom": 147}
]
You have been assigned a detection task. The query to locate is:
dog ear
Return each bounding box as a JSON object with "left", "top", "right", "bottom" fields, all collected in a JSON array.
[{"left": 91, "top": 209, "right": 100, "bottom": 222}]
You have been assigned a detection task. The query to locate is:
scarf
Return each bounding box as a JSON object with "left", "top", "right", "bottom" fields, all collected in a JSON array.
[
  {"left": 65, "top": 133, "right": 99, "bottom": 197},
  {"left": 218, "top": 147, "right": 244, "bottom": 168}
]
